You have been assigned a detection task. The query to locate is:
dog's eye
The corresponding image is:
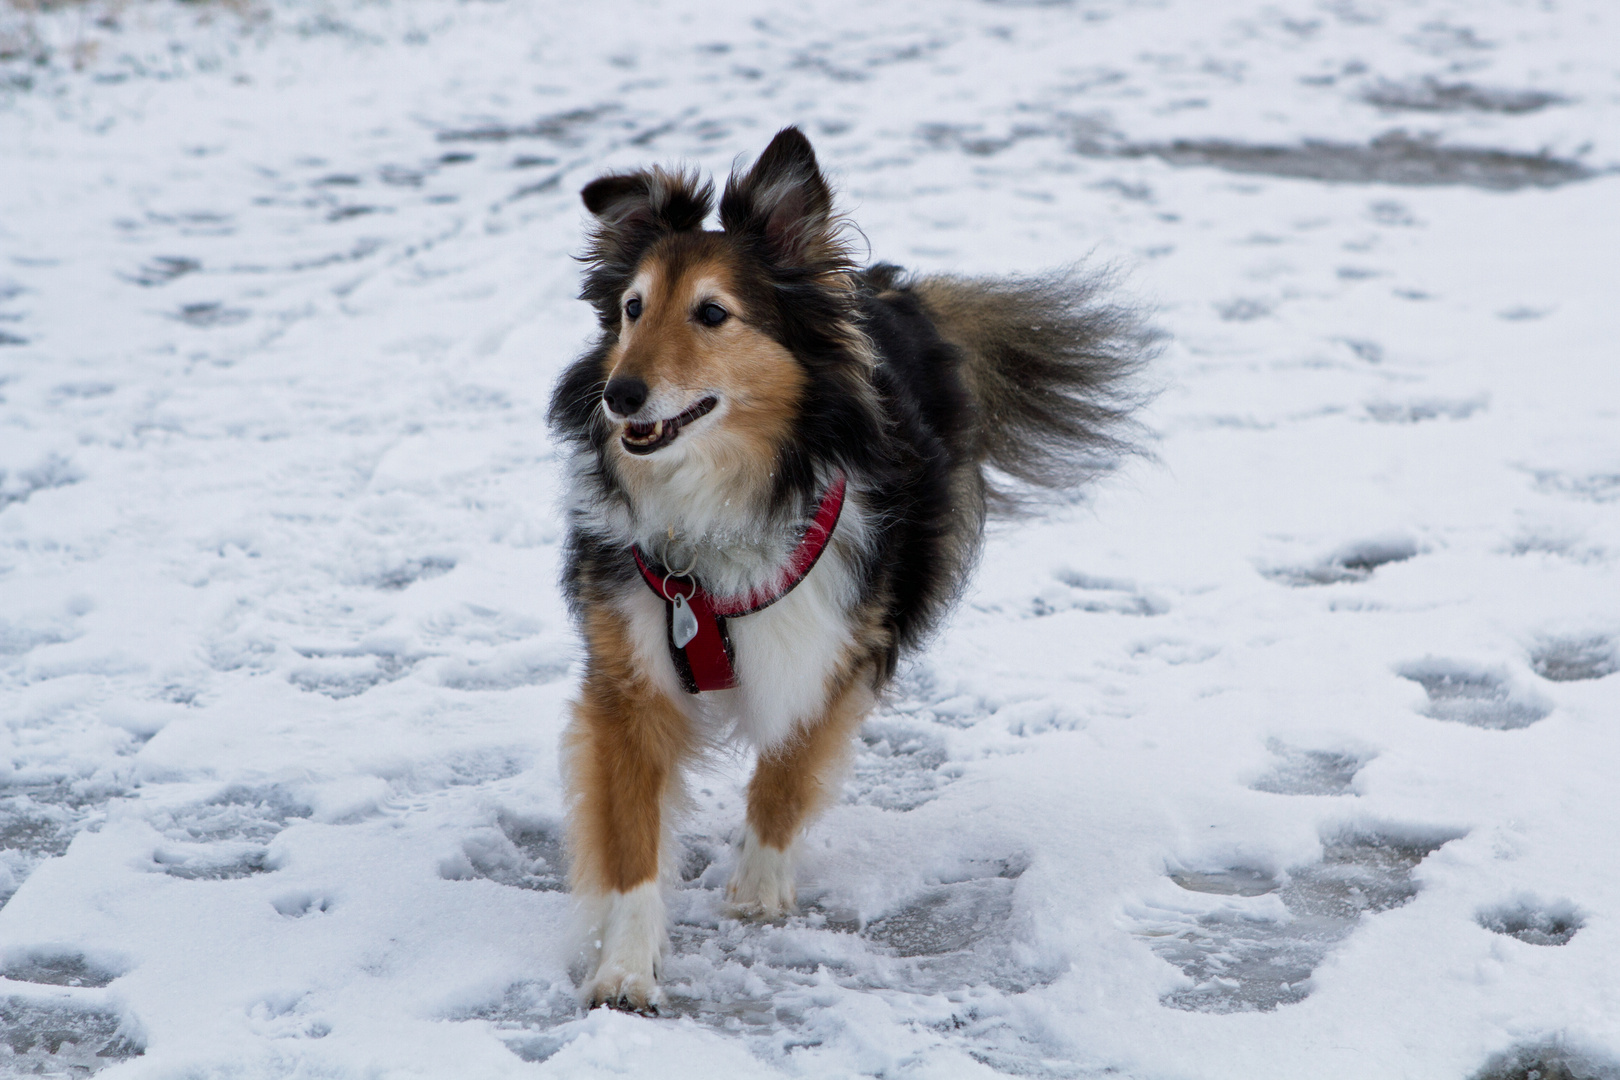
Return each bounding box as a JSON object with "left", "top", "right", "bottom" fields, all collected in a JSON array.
[
  {"left": 698, "top": 302, "right": 728, "bottom": 327},
  {"left": 625, "top": 297, "right": 642, "bottom": 320}
]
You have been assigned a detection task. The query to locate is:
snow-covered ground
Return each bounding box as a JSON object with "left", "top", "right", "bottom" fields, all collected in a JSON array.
[{"left": 2, "top": 1, "right": 1618, "bottom": 1076}]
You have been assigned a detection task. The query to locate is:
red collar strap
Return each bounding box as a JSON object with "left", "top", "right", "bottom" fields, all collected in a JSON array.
[{"left": 631, "top": 472, "right": 848, "bottom": 694}]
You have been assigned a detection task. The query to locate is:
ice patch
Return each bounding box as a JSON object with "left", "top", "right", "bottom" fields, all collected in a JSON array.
[
  {"left": 864, "top": 874, "right": 1018, "bottom": 957},
  {"left": 1166, "top": 867, "right": 1279, "bottom": 897}
]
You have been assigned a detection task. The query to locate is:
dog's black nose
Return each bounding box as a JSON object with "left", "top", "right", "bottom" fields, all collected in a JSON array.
[{"left": 602, "top": 377, "right": 649, "bottom": 418}]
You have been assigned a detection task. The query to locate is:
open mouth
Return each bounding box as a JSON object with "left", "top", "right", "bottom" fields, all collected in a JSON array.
[{"left": 620, "top": 396, "right": 718, "bottom": 455}]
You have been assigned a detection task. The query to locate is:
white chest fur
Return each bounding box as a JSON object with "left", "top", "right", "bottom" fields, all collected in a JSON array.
[{"left": 613, "top": 521, "right": 864, "bottom": 753}]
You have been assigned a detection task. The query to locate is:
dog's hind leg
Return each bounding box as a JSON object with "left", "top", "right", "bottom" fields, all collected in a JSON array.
[
  {"left": 565, "top": 607, "right": 694, "bottom": 1013},
  {"left": 728, "top": 673, "right": 875, "bottom": 916}
]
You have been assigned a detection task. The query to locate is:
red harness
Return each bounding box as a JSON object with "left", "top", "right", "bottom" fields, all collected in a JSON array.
[{"left": 631, "top": 473, "right": 848, "bottom": 694}]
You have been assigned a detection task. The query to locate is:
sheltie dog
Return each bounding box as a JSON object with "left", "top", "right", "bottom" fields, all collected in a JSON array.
[{"left": 548, "top": 126, "right": 1152, "bottom": 1011}]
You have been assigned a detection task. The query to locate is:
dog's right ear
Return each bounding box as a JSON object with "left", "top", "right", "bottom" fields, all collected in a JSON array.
[
  {"left": 578, "top": 166, "right": 713, "bottom": 320},
  {"left": 581, "top": 173, "right": 651, "bottom": 221},
  {"left": 579, "top": 166, "right": 712, "bottom": 233}
]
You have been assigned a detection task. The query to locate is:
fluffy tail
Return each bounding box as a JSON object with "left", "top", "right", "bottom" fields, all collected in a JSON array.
[{"left": 912, "top": 268, "right": 1158, "bottom": 514}]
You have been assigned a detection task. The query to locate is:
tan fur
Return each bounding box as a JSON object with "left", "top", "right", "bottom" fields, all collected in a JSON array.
[
  {"left": 745, "top": 670, "right": 874, "bottom": 849},
  {"left": 739, "top": 600, "right": 890, "bottom": 852},
  {"left": 564, "top": 604, "right": 695, "bottom": 895}
]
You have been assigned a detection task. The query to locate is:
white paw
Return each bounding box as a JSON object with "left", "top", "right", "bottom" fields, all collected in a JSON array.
[
  {"left": 579, "top": 881, "right": 666, "bottom": 1013},
  {"left": 725, "top": 825, "right": 798, "bottom": 917},
  {"left": 584, "top": 963, "right": 662, "bottom": 1014}
]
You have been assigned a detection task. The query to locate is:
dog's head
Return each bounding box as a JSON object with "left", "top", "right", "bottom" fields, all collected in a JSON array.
[{"left": 573, "top": 128, "right": 863, "bottom": 489}]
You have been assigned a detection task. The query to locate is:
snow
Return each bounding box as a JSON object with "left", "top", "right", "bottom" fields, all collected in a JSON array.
[{"left": 1, "top": 0, "right": 1618, "bottom": 1076}]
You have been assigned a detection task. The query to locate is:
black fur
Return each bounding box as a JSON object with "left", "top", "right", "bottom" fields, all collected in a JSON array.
[{"left": 549, "top": 127, "right": 1151, "bottom": 680}]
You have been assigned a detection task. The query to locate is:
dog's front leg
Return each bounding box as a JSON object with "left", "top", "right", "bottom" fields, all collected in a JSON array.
[
  {"left": 729, "top": 673, "right": 874, "bottom": 917},
  {"left": 565, "top": 608, "right": 693, "bottom": 1013}
]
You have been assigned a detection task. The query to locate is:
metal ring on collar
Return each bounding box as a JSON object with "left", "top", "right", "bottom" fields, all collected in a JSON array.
[
  {"left": 660, "top": 570, "right": 688, "bottom": 602},
  {"left": 659, "top": 548, "right": 696, "bottom": 602}
]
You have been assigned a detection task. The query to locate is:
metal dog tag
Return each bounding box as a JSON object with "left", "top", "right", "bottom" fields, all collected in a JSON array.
[{"left": 670, "top": 593, "right": 699, "bottom": 649}]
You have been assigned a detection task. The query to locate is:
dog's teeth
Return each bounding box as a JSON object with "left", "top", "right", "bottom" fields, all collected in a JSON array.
[{"left": 652, "top": 419, "right": 664, "bottom": 439}]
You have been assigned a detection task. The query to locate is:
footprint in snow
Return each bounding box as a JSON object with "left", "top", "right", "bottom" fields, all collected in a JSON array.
[
  {"left": 1262, "top": 535, "right": 1417, "bottom": 587},
  {"left": 153, "top": 844, "right": 272, "bottom": 881},
  {"left": 1529, "top": 635, "right": 1617, "bottom": 682},
  {"left": 857, "top": 854, "right": 1046, "bottom": 992},
  {"left": 0, "top": 995, "right": 142, "bottom": 1073},
  {"left": 272, "top": 891, "right": 334, "bottom": 918},
  {"left": 159, "top": 783, "right": 313, "bottom": 844},
  {"left": 655, "top": 853, "right": 1049, "bottom": 1035},
  {"left": 450, "top": 838, "right": 1050, "bottom": 1068},
  {"left": 440, "top": 816, "right": 567, "bottom": 892},
  {"left": 121, "top": 255, "right": 200, "bottom": 287},
  {"left": 144, "top": 783, "right": 313, "bottom": 881},
  {"left": 1478, "top": 899, "right": 1584, "bottom": 947},
  {"left": 287, "top": 647, "right": 421, "bottom": 699},
  {"left": 1397, "top": 660, "right": 1551, "bottom": 730},
  {"left": 1364, "top": 396, "right": 1486, "bottom": 424},
  {"left": 846, "top": 719, "right": 954, "bottom": 811},
  {"left": 369, "top": 555, "right": 456, "bottom": 591},
  {"left": 1251, "top": 739, "right": 1370, "bottom": 796},
  {"left": 1029, "top": 569, "right": 1167, "bottom": 618},
  {"left": 168, "top": 301, "right": 249, "bottom": 328},
  {"left": 435, "top": 653, "right": 571, "bottom": 692},
  {"left": 1, "top": 952, "right": 123, "bottom": 989},
  {"left": 0, "top": 455, "right": 82, "bottom": 513},
  {"left": 1471, "top": 1041, "right": 1620, "bottom": 1080},
  {"left": 0, "top": 781, "right": 120, "bottom": 909},
  {"left": 446, "top": 980, "right": 581, "bottom": 1064},
  {"left": 1529, "top": 469, "right": 1620, "bottom": 505},
  {"left": 1138, "top": 829, "right": 1460, "bottom": 1013}
]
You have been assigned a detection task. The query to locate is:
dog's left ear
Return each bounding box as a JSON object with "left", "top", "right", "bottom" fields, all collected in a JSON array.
[{"left": 720, "top": 127, "right": 847, "bottom": 270}]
